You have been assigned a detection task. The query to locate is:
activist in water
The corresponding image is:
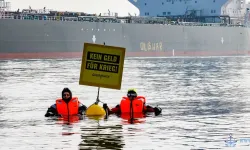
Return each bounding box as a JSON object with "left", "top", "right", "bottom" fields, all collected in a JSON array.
[
  {"left": 44, "top": 88, "right": 87, "bottom": 117},
  {"left": 103, "top": 88, "right": 162, "bottom": 118}
]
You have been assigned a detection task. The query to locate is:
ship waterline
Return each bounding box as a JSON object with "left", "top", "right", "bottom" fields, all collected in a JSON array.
[
  {"left": 0, "top": 50, "right": 249, "bottom": 59},
  {"left": 1, "top": 19, "right": 250, "bottom": 59}
]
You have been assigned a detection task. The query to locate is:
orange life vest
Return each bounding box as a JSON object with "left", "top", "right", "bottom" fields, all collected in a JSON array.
[
  {"left": 121, "top": 116, "right": 146, "bottom": 124},
  {"left": 120, "top": 113, "right": 146, "bottom": 120},
  {"left": 56, "top": 97, "right": 79, "bottom": 116},
  {"left": 120, "top": 96, "right": 146, "bottom": 113}
]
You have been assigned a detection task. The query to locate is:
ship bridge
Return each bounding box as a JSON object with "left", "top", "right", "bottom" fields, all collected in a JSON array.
[{"left": 128, "top": 0, "right": 247, "bottom": 24}]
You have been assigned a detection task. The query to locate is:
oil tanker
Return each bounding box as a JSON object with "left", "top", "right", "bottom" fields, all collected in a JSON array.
[{"left": 1, "top": 0, "right": 250, "bottom": 59}]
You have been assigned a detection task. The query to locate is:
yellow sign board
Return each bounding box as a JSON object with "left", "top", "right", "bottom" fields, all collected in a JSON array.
[{"left": 79, "top": 43, "right": 126, "bottom": 90}]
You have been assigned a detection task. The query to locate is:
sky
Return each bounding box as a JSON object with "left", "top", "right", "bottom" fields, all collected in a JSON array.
[{"left": 6, "top": 0, "right": 140, "bottom": 16}]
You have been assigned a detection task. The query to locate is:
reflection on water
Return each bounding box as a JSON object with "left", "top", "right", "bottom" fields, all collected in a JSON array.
[
  {"left": 79, "top": 121, "right": 124, "bottom": 150},
  {"left": 0, "top": 57, "right": 250, "bottom": 150}
]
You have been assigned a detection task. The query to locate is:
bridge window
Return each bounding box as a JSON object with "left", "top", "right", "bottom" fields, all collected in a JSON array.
[
  {"left": 195, "top": 1, "right": 197, "bottom": 3},
  {"left": 145, "top": 3, "right": 147, "bottom": 5},
  {"left": 162, "top": 2, "right": 164, "bottom": 5},
  {"left": 163, "top": 12, "right": 166, "bottom": 15},
  {"left": 213, "top": 0, "right": 215, "bottom": 2}
]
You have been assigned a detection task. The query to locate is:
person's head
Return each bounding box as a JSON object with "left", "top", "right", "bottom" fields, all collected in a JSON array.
[
  {"left": 127, "top": 88, "right": 137, "bottom": 100},
  {"left": 62, "top": 88, "right": 72, "bottom": 103}
]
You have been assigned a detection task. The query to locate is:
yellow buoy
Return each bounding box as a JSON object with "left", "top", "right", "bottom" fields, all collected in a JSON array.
[{"left": 86, "top": 103, "right": 106, "bottom": 116}]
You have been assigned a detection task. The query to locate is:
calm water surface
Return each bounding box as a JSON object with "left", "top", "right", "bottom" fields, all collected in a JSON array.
[{"left": 1, "top": 57, "right": 250, "bottom": 150}]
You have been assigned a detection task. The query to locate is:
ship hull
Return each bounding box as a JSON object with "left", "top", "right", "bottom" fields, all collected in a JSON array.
[{"left": 0, "top": 19, "right": 250, "bottom": 59}]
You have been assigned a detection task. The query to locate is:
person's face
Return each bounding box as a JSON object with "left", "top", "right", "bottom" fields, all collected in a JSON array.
[
  {"left": 63, "top": 92, "right": 70, "bottom": 99},
  {"left": 127, "top": 92, "right": 137, "bottom": 100}
]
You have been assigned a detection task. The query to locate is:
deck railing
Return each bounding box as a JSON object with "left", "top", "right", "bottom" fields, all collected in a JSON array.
[{"left": 0, "top": 14, "right": 246, "bottom": 27}]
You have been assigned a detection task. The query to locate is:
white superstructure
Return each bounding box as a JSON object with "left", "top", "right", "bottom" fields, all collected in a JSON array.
[
  {"left": 0, "top": 0, "right": 10, "bottom": 19},
  {"left": 129, "top": 0, "right": 247, "bottom": 23}
]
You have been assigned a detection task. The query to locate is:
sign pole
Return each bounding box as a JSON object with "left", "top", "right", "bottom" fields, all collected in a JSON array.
[
  {"left": 95, "top": 87, "right": 100, "bottom": 104},
  {"left": 95, "top": 42, "right": 105, "bottom": 105}
]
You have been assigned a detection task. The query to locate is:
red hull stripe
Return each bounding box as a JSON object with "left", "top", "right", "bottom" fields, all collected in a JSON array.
[{"left": 0, "top": 51, "right": 250, "bottom": 59}]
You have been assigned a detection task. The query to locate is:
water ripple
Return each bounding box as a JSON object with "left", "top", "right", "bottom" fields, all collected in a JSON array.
[{"left": 1, "top": 57, "right": 250, "bottom": 150}]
